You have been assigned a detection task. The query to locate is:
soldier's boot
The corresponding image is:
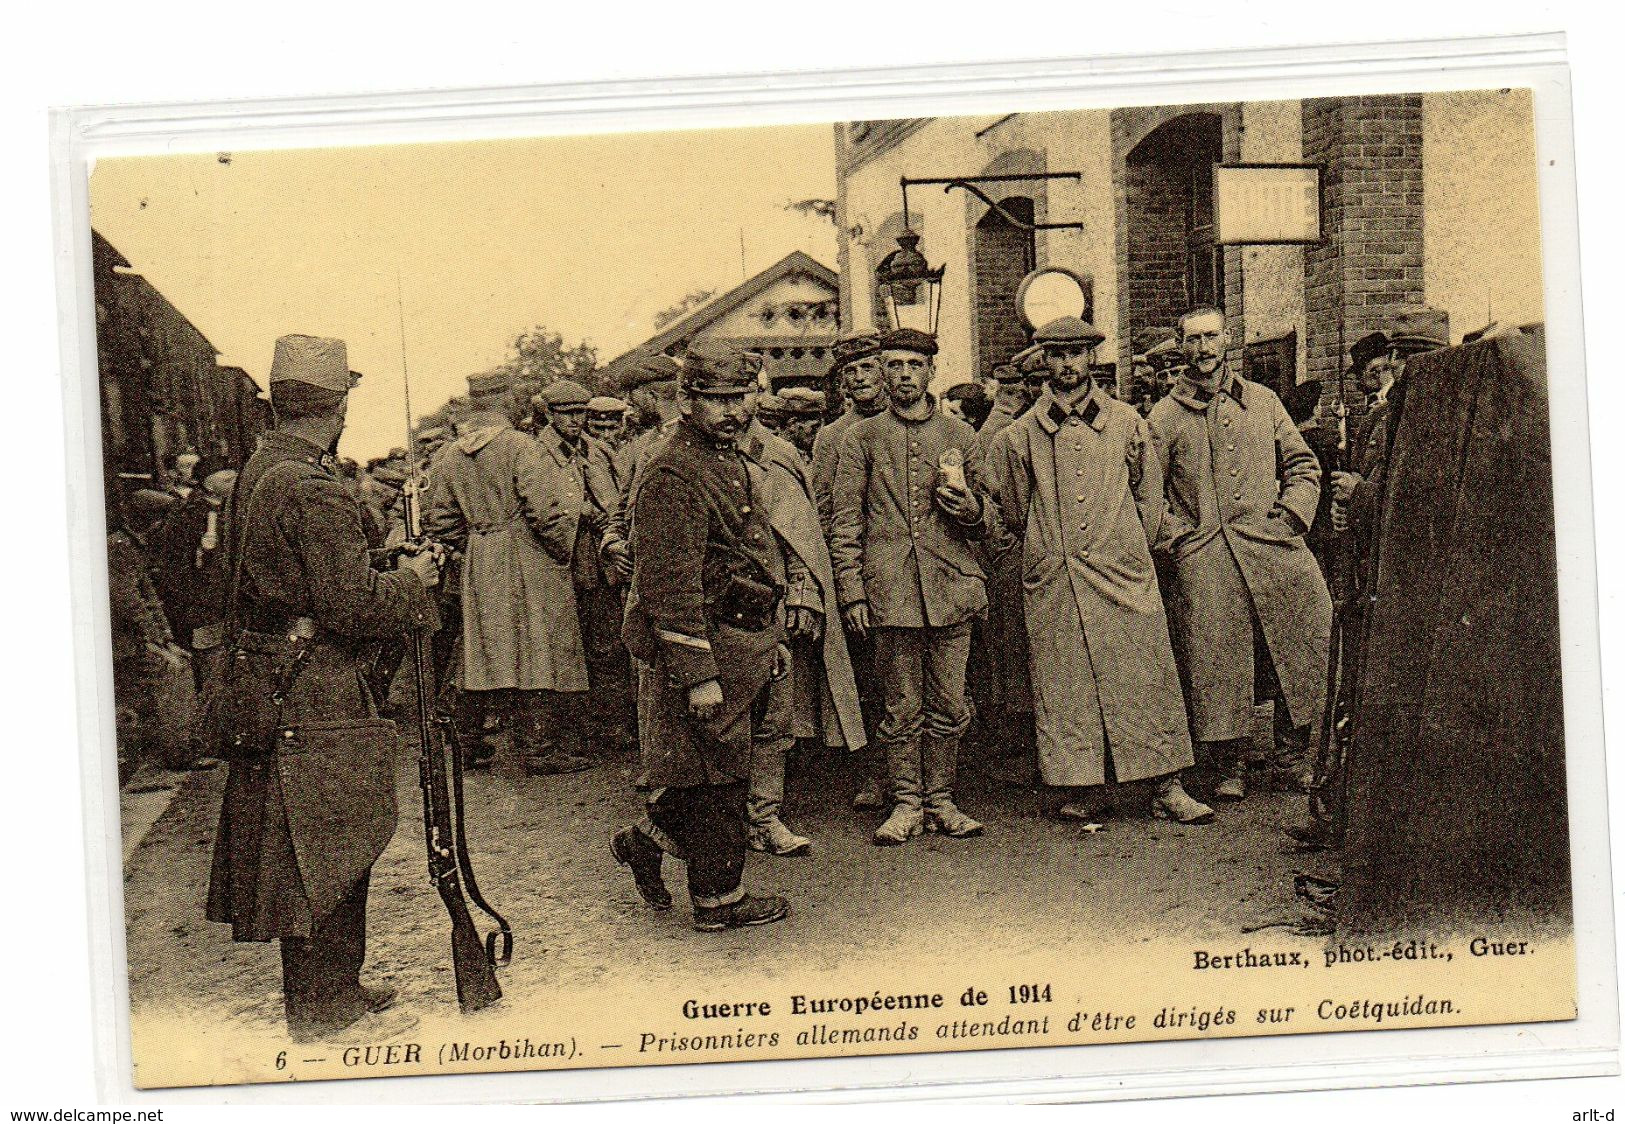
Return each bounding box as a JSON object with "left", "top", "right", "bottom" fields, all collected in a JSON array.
[
  {"left": 922, "top": 735, "right": 983, "bottom": 838},
  {"left": 874, "top": 739, "right": 925, "bottom": 845},
  {"left": 692, "top": 893, "right": 790, "bottom": 933},
  {"left": 747, "top": 817, "right": 812, "bottom": 857},
  {"left": 1212, "top": 740, "right": 1248, "bottom": 802},
  {"left": 518, "top": 691, "right": 593, "bottom": 775},
  {"left": 853, "top": 774, "right": 886, "bottom": 810},
  {"left": 610, "top": 824, "right": 673, "bottom": 910},
  {"left": 1273, "top": 708, "right": 1315, "bottom": 793},
  {"left": 1153, "top": 774, "right": 1215, "bottom": 825}
]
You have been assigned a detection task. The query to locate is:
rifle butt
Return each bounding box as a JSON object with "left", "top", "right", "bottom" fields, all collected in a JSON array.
[{"left": 450, "top": 913, "right": 503, "bottom": 1013}]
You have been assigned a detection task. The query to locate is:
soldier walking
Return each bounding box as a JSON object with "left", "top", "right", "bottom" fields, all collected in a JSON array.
[
  {"left": 205, "top": 335, "right": 437, "bottom": 1044},
  {"left": 612, "top": 348, "right": 791, "bottom": 931},
  {"left": 422, "top": 401, "right": 591, "bottom": 775},
  {"left": 1148, "top": 307, "right": 1332, "bottom": 802},
  {"left": 984, "top": 317, "right": 1213, "bottom": 826},
  {"left": 830, "top": 328, "right": 989, "bottom": 844}
]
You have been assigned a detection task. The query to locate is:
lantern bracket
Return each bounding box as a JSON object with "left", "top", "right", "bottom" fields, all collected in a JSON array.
[{"left": 900, "top": 173, "right": 1085, "bottom": 233}]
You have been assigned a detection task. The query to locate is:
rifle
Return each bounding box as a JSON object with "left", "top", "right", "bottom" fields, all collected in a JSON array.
[
  {"left": 1309, "top": 399, "right": 1355, "bottom": 833},
  {"left": 398, "top": 279, "right": 512, "bottom": 1013}
]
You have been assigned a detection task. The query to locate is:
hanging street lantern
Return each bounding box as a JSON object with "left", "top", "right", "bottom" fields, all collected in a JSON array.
[{"left": 875, "top": 230, "right": 945, "bottom": 336}]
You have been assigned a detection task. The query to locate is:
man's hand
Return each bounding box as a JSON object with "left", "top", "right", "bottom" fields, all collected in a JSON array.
[
  {"left": 935, "top": 480, "right": 981, "bottom": 522},
  {"left": 842, "top": 602, "right": 870, "bottom": 638},
  {"left": 771, "top": 643, "right": 793, "bottom": 682},
  {"left": 603, "top": 540, "right": 634, "bottom": 581},
  {"left": 786, "top": 606, "right": 823, "bottom": 642},
  {"left": 1329, "top": 470, "right": 1361, "bottom": 505},
  {"left": 399, "top": 548, "right": 441, "bottom": 588},
  {"left": 687, "top": 678, "right": 724, "bottom": 721}
]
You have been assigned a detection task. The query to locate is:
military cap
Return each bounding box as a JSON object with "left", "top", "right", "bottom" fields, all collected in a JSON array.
[
  {"left": 1013, "top": 343, "right": 1048, "bottom": 376},
  {"left": 619, "top": 350, "right": 683, "bottom": 390},
  {"left": 586, "top": 395, "right": 630, "bottom": 416},
  {"left": 991, "top": 363, "right": 1024, "bottom": 385},
  {"left": 417, "top": 424, "right": 447, "bottom": 444},
  {"left": 542, "top": 379, "right": 592, "bottom": 410},
  {"left": 777, "top": 386, "right": 826, "bottom": 416},
  {"left": 755, "top": 392, "right": 788, "bottom": 415},
  {"left": 829, "top": 329, "right": 882, "bottom": 373},
  {"left": 1034, "top": 315, "right": 1107, "bottom": 347},
  {"left": 370, "top": 463, "right": 408, "bottom": 488},
  {"left": 268, "top": 334, "right": 360, "bottom": 392},
  {"left": 876, "top": 327, "right": 938, "bottom": 357},
  {"left": 680, "top": 346, "right": 756, "bottom": 396},
  {"left": 1387, "top": 308, "right": 1450, "bottom": 354},
  {"left": 1349, "top": 332, "right": 1391, "bottom": 373}
]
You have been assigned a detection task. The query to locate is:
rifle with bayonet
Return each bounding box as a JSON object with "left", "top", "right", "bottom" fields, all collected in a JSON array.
[
  {"left": 1307, "top": 398, "right": 1355, "bottom": 840},
  {"left": 397, "top": 281, "right": 512, "bottom": 1012}
]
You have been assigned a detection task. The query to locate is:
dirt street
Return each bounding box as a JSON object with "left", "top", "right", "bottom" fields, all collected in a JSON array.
[{"left": 122, "top": 722, "right": 1326, "bottom": 1048}]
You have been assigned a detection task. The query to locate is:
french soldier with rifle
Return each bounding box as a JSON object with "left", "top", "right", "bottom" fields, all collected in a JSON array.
[{"left": 204, "top": 334, "right": 442, "bottom": 1044}]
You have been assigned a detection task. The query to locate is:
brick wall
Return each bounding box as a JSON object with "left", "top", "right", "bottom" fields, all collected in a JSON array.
[
  {"left": 1302, "top": 95, "right": 1425, "bottom": 414},
  {"left": 972, "top": 197, "right": 1035, "bottom": 377}
]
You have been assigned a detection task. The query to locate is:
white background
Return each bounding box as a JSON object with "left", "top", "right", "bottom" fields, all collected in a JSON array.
[{"left": 4, "top": 2, "right": 1621, "bottom": 1118}]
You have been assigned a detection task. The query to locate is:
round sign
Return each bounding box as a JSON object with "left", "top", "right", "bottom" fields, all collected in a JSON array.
[{"left": 1016, "top": 267, "right": 1091, "bottom": 332}]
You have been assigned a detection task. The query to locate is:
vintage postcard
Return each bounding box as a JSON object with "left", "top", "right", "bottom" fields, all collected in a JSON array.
[{"left": 75, "top": 69, "right": 1587, "bottom": 1095}]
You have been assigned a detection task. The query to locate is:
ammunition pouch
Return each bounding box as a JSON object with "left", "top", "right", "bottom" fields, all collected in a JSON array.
[
  {"left": 197, "top": 629, "right": 312, "bottom": 761},
  {"left": 710, "top": 567, "right": 783, "bottom": 633}
]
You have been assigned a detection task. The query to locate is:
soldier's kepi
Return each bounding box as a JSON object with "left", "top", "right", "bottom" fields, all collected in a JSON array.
[
  {"left": 204, "top": 333, "right": 442, "bottom": 1044},
  {"left": 613, "top": 345, "right": 793, "bottom": 932}
]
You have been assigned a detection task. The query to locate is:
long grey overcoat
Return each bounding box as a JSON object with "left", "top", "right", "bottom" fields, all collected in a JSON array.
[
  {"left": 744, "top": 422, "right": 867, "bottom": 751},
  {"left": 986, "top": 390, "right": 1195, "bottom": 786},
  {"left": 423, "top": 421, "right": 587, "bottom": 694},
  {"left": 1147, "top": 374, "right": 1332, "bottom": 740}
]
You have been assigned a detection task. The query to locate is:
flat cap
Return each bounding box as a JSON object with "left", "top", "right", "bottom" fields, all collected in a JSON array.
[
  {"left": 876, "top": 327, "right": 938, "bottom": 357},
  {"left": 755, "top": 392, "right": 788, "bottom": 415},
  {"left": 417, "top": 425, "right": 447, "bottom": 443},
  {"left": 586, "top": 395, "right": 629, "bottom": 415},
  {"left": 777, "top": 386, "right": 826, "bottom": 415},
  {"left": 268, "top": 334, "right": 359, "bottom": 392},
  {"left": 1034, "top": 316, "right": 1106, "bottom": 346},
  {"left": 370, "top": 463, "right": 408, "bottom": 487},
  {"left": 542, "top": 379, "right": 592, "bottom": 409},
  {"left": 1387, "top": 308, "right": 1450, "bottom": 353},
  {"left": 991, "top": 363, "right": 1024, "bottom": 384}
]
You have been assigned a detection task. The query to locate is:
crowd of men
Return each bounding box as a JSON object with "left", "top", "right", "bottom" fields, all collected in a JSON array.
[{"left": 109, "top": 297, "right": 1451, "bottom": 1042}]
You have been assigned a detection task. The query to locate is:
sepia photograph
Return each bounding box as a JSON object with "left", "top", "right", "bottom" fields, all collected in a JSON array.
[{"left": 71, "top": 68, "right": 1586, "bottom": 1095}]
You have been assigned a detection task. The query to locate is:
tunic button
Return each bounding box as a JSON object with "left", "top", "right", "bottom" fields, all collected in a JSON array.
[
  {"left": 741, "top": 506, "right": 751, "bottom": 514},
  {"left": 1076, "top": 468, "right": 1084, "bottom": 476},
  {"left": 1081, "top": 549, "right": 1090, "bottom": 558},
  {"left": 1229, "top": 467, "right": 1239, "bottom": 476},
  {"left": 1233, "top": 492, "right": 1242, "bottom": 501},
  {"left": 1076, "top": 495, "right": 1085, "bottom": 503},
  {"left": 1223, "top": 419, "right": 1232, "bottom": 427},
  {"left": 1073, "top": 444, "right": 1082, "bottom": 452},
  {"left": 1227, "top": 443, "right": 1236, "bottom": 452}
]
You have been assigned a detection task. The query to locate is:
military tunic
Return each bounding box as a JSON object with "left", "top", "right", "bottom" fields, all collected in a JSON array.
[
  {"left": 986, "top": 389, "right": 1194, "bottom": 786},
  {"left": 623, "top": 418, "right": 788, "bottom": 788},
  {"left": 207, "top": 432, "right": 434, "bottom": 942},
  {"left": 829, "top": 401, "right": 990, "bottom": 627},
  {"left": 1148, "top": 374, "right": 1333, "bottom": 740}
]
